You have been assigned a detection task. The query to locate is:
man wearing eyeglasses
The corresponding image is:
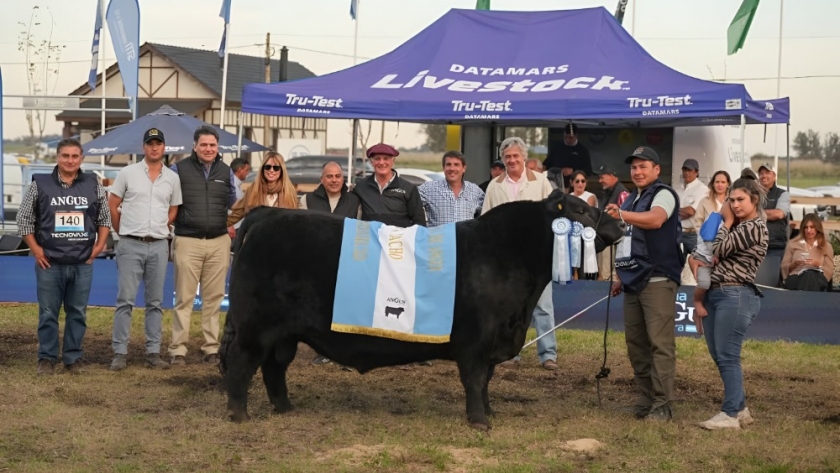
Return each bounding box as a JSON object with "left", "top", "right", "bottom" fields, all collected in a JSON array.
[
  {"left": 353, "top": 143, "right": 426, "bottom": 228},
  {"left": 17, "top": 138, "right": 111, "bottom": 375},
  {"left": 167, "top": 126, "right": 238, "bottom": 366}
]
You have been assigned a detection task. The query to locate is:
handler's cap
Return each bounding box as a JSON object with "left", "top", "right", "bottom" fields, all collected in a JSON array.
[
  {"left": 741, "top": 168, "right": 758, "bottom": 180},
  {"left": 366, "top": 143, "right": 399, "bottom": 159},
  {"left": 490, "top": 160, "right": 505, "bottom": 170},
  {"left": 143, "top": 128, "right": 165, "bottom": 143},
  {"left": 594, "top": 164, "right": 617, "bottom": 176},
  {"left": 681, "top": 158, "right": 700, "bottom": 171},
  {"left": 625, "top": 145, "right": 660, "bottom": 165},
  {"left": 758, "top": 162, "right": 776, "bottom": 173},
  {"left": 564, "top": 122, "right": 578, "bottom": 136}
]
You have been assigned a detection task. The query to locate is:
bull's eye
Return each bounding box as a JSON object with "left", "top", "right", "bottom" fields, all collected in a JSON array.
[{"left": 557, "top": 204, "right": 563, "bottom": 210}]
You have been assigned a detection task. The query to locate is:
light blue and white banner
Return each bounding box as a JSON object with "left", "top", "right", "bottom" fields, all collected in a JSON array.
[
  {"left": 88, "top": 0, "right": 103, "bottom": 91},
  {"left": 332, "top": 219, "right": 457, "bottom": 343},
  {"left": 106, "top": 0, "right": 140, "bottom": 117}
]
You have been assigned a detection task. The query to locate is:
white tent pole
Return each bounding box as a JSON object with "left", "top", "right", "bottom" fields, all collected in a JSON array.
[
  {"left": 773, "top": 0, "right": 784, "bottom": 173},
  {"left": 740, "top": 114, "right": 746, "bottom": 166},
  {"left": 347, "top": 0, "right": 360, "bottom": 185},
  {"left": 236, "top": 112, "right": 244, "bottom": 160},
  {"left": 100, "top": 0, "right": 107, "bottom": 167},
  {"left": 631, "top": 0, "right": 636, "bottom": 36}
]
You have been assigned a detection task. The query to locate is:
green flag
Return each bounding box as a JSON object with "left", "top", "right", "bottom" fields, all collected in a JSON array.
[
  {"left": 727, "top": 0, "right": 760, "bottom": 55},
  {"left": 476, "top": 0, "right": 490, "bottom": 10}
]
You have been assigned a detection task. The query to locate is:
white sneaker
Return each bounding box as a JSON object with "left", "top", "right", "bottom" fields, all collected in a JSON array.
[
  {"left": 737, "top": 407, "right": 754, "bottom": 427},
  {"left": 698, "top": 412, "right": 741, "bottom": 430}
]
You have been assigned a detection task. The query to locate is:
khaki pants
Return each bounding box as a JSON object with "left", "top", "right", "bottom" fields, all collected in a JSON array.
[
  {"left": 168, "top": 234, "right": 231, "bottom": 357},
  {"left": 597, "top": 247, "right": 616, "bottom": 281},
  {"left": 624, "top": 279, "right": 678, "bottom": 409}
]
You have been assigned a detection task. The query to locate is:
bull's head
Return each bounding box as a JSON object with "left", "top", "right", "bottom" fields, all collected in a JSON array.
[{"left": 543, "top": 190, "right": 623, "bottom": 252}]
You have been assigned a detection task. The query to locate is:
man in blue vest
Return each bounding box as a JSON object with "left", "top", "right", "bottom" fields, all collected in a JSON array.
[
  {"left": 168, "top": 126, "right": 237, "bottom": 366},
  {"left": 605, "top": 146, "right": 683, "bottom": 421},
  {"left": 16, "top": 138, "right": 112, "bottom": 375}
]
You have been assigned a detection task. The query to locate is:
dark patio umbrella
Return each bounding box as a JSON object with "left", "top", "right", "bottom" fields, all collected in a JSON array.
[{"left": 82, "top": 105, "right": 269, "bottom": 156}]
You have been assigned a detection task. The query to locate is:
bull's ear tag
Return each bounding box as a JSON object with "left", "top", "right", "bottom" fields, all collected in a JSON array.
[{"left": 557, "top": 204, "right": 563, "bottom": 210}]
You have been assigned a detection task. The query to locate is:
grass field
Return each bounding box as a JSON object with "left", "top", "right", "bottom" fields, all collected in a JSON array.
[{"left": 1, "top": 303, "right": 839, "bottom": 472}]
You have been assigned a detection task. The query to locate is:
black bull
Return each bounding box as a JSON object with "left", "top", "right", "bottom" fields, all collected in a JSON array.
[{"left": 220, "top": 190, "right": 623, "bottom": 429}]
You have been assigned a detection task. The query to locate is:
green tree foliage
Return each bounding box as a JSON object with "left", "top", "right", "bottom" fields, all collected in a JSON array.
[
  {"left": 822, "top": 132, "right": 840, "bottom": 164},
  {"left": 418, "top": 124, "right": 448, "bottom": 153}
]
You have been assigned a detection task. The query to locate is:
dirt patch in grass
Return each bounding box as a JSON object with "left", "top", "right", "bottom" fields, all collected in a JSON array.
[{"left": 1, "top": 305, "right": 839, "bottom": 472}]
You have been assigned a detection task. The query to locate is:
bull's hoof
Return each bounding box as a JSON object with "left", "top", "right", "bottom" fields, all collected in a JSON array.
[
  {"left": 469, "top": 420, "right": 491, "bottom": 431},
  {"left": 485, "top": 407, "right": 495, "bottom": 417},
  {"left": 229, "top": 410, "right": 250, "bottom": 423},
  {"left": 272, "top": 403, "right": 295, "bottom": 414}
]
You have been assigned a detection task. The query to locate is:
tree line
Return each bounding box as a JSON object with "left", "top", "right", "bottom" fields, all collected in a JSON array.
[{"left": 791, "top": 129, "right": 840, "bottom": 163}]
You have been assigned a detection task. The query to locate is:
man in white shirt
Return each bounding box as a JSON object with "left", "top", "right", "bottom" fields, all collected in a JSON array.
[{"left": 676, "top": 158, "right": 707, "bottom": 260}]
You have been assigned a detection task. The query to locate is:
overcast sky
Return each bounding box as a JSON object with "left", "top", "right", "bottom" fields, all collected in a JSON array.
[{"left": 2, "top": 0, "right": 839, "bottom": 155}]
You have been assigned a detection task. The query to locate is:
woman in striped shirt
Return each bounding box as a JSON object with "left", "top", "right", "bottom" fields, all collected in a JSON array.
[{"left": 696, "top": 177, "right": 769, "bottom": 431}]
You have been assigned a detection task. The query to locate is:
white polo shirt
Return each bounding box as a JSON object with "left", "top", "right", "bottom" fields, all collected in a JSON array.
[
  {"left": 110, "top": 160, "right": 182, "bottom": 239},
  {"left": 677, "top": 178, "right": 707, "bottom": 230}
]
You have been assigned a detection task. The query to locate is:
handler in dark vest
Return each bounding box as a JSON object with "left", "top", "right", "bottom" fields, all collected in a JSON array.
[
  {"left": 605, "top": 146, "right": 683, "bottom": 421},
  {"left": 353, "top": 143, "right": 426, "bottom": 228},
  {"left": 168, "top": 126, "right": 237, "bottom": 366},
  {"left": 16, "top": 138, "right": 111, "bottom": 375},
  {"left": 299, "top": 161, "right": 361, "bottom": 218},
  {"left": 300, "top": 161, "right": 361, "bottom": 366},
  {"left": 754, "top": 162, "right": 790, "bottom": 287}
]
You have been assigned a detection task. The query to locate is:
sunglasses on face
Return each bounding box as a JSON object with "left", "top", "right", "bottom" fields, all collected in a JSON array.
[
  {"left": 263, "top": 165, "right": 282, "bottom": 172},
  {"left": 573, "top": 179, "right": 586, "bottom": 183}
]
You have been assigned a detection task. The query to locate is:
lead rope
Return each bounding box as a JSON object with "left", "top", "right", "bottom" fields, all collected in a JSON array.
[{"left": 594, "top": 244, "right": 615, "bottom": 407}]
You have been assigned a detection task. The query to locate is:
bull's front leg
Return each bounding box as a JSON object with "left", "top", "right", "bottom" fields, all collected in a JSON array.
[
  {"left": 483, "top": 364, "right": 495, "bottom": 417},
  {"left": 456, "top": 358, "right": 491, "bottom": 430},
  {"left": 224, "top": 339, "right": 261, "bottom": 422}
]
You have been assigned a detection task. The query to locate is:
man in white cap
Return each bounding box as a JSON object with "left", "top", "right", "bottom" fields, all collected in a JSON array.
[{"left": 754, "top": 162, "right": 790, "bottom": 287}]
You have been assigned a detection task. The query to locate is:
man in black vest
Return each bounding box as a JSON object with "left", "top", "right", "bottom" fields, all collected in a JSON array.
[
  {"left": 16, "top": 138, "right": 111, "bottom": 375},
  {"left": 168, "top": 126, "right": 237, "bottom": 366},
  {"left": 353, "top": 143, "right": 426, "bottom": 227},
  {"left": 300, "top": 161, "right": 360, "bottom": 366},
  {"left": 754, "top": 162, "right": 790, "bottom": 287},
  {"left": 543, "top": 123, "right": 593, "bottom": 190},
  {"left": 594, "top": 164, "right": 629, "bottom": 281},
  {"left": 605, "top": 146, "right": 683, "bottom": 422}
]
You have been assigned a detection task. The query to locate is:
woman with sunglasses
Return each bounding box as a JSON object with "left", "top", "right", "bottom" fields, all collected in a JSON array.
[
  {"left": 227, "top": 151, "right": 298, "bottom": 227},
  {"left": 569, "top": 170, "right": 597, "bottom": 207}
]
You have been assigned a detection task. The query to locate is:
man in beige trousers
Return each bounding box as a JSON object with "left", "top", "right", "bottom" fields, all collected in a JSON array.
[{"left": 168, "top": 126, "right": 237, "bottom": 365}]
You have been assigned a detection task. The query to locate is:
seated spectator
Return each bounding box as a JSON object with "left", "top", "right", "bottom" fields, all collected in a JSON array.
[
  {"left": 780, "top": 214, "right": 835, "bottom": 291},
  {"left": 526, "top": 158, "right": 544, "bottom": 173},
  {"left": 568, "top": 170, "right": 596, "bottom": 207}
]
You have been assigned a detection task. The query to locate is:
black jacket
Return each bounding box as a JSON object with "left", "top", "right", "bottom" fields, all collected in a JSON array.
[
  {"left": 598, "top": 181, "right": 629, "bottom": 210},
  {"left": 305, "top": 184, "right": 360, "bottom": 218},
  {"left": 174, "top": 152, "right": 231, "bottom": 238},
  {"left": 352, "top": 171, "right": 426, "bottom": 227}
]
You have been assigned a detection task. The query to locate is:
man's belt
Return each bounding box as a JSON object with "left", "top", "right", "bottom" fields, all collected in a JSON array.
[
  {"left": 681, "top": 228, "right": 697, "bottom": 233},
  {"left": 123, "top": 234, "right": 165, "bottom": 243}
]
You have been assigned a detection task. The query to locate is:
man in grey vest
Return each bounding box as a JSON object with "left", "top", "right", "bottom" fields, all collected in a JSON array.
[
  {"left": 108, "top": 128, "right": 182, "bottom": 371},
  {"left": 754, "top": 162, "right": 790, "bottom": 287},
  {"left": 300, "top": 161, "right": 360, "bottom": 366},
  {"left": 16, "top": 138, "right": 111, "bottom": 375},
  {"left": 168, "top": 126, "right": 237, "bottom": 365}
]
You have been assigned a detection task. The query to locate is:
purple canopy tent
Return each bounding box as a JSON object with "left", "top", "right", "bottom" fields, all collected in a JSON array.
[{"left": 241, "top": 7, "right": 789, "bottom": 127}]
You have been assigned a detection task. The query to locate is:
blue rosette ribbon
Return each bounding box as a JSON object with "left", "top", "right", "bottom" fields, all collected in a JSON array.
[{"left": 570, "top": 221, "right": 584, "bottom": 268}]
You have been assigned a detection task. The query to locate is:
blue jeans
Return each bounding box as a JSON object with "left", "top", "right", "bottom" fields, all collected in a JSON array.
[
  {"left": 680, "top": 231, "right": 697, "bottom": 261},
  {"left": 514, "top": 283, "right": 557, "bottom": 363},
  {"left": 112, "top": 238, "right": 169, "bottom": 355},
  {"left": 703, "top": 286, "right": 761, "bottom": 417},
  {"left": 36, "top": 263, "right": 94, "bottom": 365}
]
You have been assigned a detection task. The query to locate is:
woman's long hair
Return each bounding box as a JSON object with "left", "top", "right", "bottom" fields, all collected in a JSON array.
[
  {"left": 707, "top": 170, "right": 731, "bottom": 202},
  {"left": 797, "top": 213, "right": 827, "bottom": 250},
  {"left": 730, "top": 177, "right": 766, "bottom": 221},
  {"left": 242, "top": 151, "right": 298, "bottom": 211}
]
